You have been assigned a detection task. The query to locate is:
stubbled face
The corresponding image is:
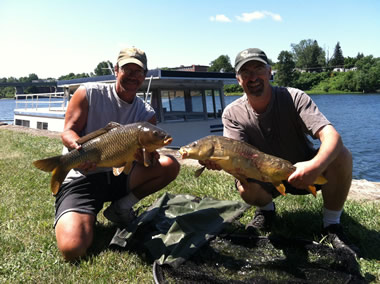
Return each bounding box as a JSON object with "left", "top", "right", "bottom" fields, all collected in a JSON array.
[
  {"left": 115, "top": 63, "right": 145, "bottom": 100},
  {"left": 179, "top": 140, "right": 214, "bottom": 160},
  {"left": 237, "top": 61, "right": 272, "bottom": 97}
]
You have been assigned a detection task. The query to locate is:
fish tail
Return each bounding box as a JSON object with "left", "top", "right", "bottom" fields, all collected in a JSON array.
[
  {"left": 33, "top": 156, "right": 61, "bottom": 172},
  {"left": 307, "top": 185, "right": 317, "bottom": 197},
  {"left": 51, "top": 166, "right": 69, "bottom": 195}
]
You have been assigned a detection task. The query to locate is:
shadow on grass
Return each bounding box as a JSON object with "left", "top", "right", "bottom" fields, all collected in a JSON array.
[
  {"left": 272, "top": 210, "right": 379, "bottom": 282},
  {"left": 86, "top": 222, "right": 119, "bottom": 258}
]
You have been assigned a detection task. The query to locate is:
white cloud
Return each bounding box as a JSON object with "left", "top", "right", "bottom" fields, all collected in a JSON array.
[
  {"left": 236, "top": 11, "right": 282, "bottom": 22},
  {"left": 209, "top": 14, "right": 232, "bottom": 22}
]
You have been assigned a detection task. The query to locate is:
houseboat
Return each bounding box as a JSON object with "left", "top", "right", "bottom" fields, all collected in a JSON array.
[{"left": 13, "top": 69, "right": 237, "bottom": 147}]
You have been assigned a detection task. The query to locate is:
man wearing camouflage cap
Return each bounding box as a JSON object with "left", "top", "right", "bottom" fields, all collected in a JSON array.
[{"left": 55, "top": 47, "right": 180, "bottom": 261}]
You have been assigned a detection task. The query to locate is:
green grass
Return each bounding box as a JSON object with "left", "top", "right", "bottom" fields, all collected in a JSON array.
[{"left": 0, "top": 129, "right": 379, "bottom": 283}]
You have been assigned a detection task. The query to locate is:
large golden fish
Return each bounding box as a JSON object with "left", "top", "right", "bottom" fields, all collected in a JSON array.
[
  {"left": 179, "top": 135, "right": 327, "bottom": 196},
  {"left": 33, "top": 122, "right": 172, "bottom": 194}
]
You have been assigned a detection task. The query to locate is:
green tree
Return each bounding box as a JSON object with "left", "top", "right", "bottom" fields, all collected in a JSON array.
[
  {"left": 58, "top": 73, "right": 90, "bottom": 80},
  {"left": 208, "top": 55, "right": 234, "bottom": 72},
  {"left": 94, "top": 61, "right": 114, "bottom": 76},
  {"left": 291, "top": 39, "right": 326, "bottom": 71},
  {"left": 330, "top": 42, "right": 344, "bottom": 68},
  {"left": 275, "top": 51, "right": 296, "bottom": 86}
]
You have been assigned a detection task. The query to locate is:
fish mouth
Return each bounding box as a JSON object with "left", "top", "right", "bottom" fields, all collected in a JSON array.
[
  {"left": 163, "top": 136, "right": 173, "bottom": 145},
  {"left": 178, "top": 148, "right": 188, "bottom": 159}
]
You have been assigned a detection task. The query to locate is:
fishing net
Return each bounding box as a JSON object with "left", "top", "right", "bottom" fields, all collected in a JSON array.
[{"left": 152, "top": 234, "right": 366, "bottom": 283}]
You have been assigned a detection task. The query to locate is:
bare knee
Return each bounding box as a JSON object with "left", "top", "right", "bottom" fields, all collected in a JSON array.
[
  {"left": 55, "top": 212, "right": 95, "bottom": 262},
  {"left": 325, "top": 145, "right": 352, "bottom": 178},
  {"left": 237, "top": 182, "right": 273, "bottom": 207},
  {"left": 160, "top": 155, "right": 180, "bottom": 181}
]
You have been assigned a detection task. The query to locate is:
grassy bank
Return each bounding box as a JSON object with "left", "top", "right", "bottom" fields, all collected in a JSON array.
[{"left": 0, "top": 129, "right": 379, "bottom": 283}]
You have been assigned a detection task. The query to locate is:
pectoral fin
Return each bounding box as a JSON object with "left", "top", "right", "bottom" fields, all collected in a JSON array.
[
  {"left": 113, "top": 166, "right": 125, "bottom": 176},
  {"left": 143, "top": 148, "right": 152, "bottom": 167},
  {"left": 307, "top": 185, "right": 317, "bottom": 197},
  {"left": 210, "top": 155, "right": 229, "bottom": 161},
  {"left": 113, "top": 162, "right": 133, "bottom": 176},
  {"left": 275, "top": 183, "right": 286, "bottom": 196},
  {"left": 194, "top": 166, "right": 206, "bottom": 177}
]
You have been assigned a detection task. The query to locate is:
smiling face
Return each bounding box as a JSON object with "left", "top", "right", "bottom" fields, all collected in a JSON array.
[
  {"left": 236, "top": 61, "right": 272, "bottom": 98},
  {"left": 115, "top": 63, "right": 146, "bottom": 102}
]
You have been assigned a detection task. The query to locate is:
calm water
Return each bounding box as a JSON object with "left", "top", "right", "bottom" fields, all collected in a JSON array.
[{"left": 1, "top": 94, "right": 380, "bottom": 181}]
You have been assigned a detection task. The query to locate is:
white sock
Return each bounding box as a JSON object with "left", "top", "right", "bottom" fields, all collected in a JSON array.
[
  {"left": 323, "top": 207, "right": 342, "bottom": 228},
  {"left": 114, "top": 192, "right": 140, "bottom": 211},
  {"left": 259, "top": 201, "right": 275, "bottom": 211}
]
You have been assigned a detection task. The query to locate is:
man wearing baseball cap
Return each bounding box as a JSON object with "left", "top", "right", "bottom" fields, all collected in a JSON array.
[
  {"left": 203, "top": 47, "right": 358, "bottom": 256},
  {"left": 55, "top": 47, "right": 180, "bottom": 261}
]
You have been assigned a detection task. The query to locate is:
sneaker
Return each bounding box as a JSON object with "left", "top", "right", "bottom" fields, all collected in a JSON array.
[
  {"left": 103, "top": 203, "right": 137, "bottom": 227},
  {"left": 322, "top": 224, "right": 360, "bottom": 257},
  {"left": 245, "top": 206, "right": 276, "bottom": 232}
]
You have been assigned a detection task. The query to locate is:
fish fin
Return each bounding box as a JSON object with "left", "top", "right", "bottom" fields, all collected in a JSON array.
[
  {"left": 307, "top": 185, "right": 317, "bottom": 197},
  {"left": 275, "top": 183, "right": 287, "bottom": 196},
  {"left": 76, "top": 122, "right": 121, "bottom": 144},
  {"left": 194, "top": 166, "right": 206, "bottom": 177},
  {"left": 143, "top": 148, "right": 152, "bottom": 167},
  {"left": 314, "top": 175, "right": 328, "bottom": 185},
  {"left": 210, "top": 156, "right": 229, "bottom": 161},
  {"left": 122, "top": 163, "right": 133, "bottom": 175},
  {"left": 33, "top": 155, "right": 61, "bottom": 172},
  {"left": 113, "top": 167, "right": 125, "bottom": 176},
  {"left": 51, "top": 166, "right": 69, "bottom": 195}
]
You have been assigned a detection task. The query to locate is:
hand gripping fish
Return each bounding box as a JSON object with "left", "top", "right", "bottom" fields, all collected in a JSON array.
[
  {"left": 179, "top": 135, "right": 327, "bottom": 197},
  {"left": 33, "top": 122, "right": 173, "bottom": 194}
]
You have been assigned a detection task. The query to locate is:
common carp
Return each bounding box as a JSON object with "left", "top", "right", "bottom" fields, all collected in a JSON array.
[
  {"left": 33, "top": 121, "right": 173, "bottom": 194},
  {"left": 179, "top": 135, "right": 327, "bottom": 196}
]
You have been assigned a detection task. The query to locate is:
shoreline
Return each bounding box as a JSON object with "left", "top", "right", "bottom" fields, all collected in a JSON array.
[{"left": 1, "top": 124, "right": 379, "bottom": 202}]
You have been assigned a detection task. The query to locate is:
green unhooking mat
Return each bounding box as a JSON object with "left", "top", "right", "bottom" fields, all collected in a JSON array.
[{"left": 109, "top": 193, "right": 250, "bottom": 268}]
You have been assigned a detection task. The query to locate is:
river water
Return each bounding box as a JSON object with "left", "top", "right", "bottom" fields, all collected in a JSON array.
[{"left": 1, "top": 94, "right": 380, "bottom": 181}]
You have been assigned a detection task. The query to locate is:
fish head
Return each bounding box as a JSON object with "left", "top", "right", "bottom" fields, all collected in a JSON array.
[
  {"left": 179, "top": 138, "right": 214, "bottom": 160},
  {"left": 138, "top": 123, "right": 173, "bottom": 150}
]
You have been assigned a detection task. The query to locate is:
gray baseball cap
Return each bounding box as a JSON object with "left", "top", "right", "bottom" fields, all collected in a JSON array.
[{"left": 235, "top": 48, "right": 268, "bottom": 72}]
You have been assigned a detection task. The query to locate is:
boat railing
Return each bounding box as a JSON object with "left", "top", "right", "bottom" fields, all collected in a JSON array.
[{"left": 15, "top": 92, "right": 66, "bottom": 111}]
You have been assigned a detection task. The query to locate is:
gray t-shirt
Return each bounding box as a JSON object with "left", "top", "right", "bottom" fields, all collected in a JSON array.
[
  {"left": 63, "top": 82, "right": 155, "bottom": 183},
  {"left": 222, "top": 86, "right": 331, "bottom": 164}
]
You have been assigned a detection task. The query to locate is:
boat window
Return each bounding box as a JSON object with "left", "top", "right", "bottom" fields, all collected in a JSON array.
[
  {"left": 189, "top": 91, "right": 203, "bottom": 113},
  {"left": 161, "top": 91, "right": 185, "bottom": 112},
  {"left": 205, "top": 90, "right": 223, "bottom": 118}
]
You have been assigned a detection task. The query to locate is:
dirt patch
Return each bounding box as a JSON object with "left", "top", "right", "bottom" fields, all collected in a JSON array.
[{"left": 1, "top": 124, "right": 379, "bottom": 202}]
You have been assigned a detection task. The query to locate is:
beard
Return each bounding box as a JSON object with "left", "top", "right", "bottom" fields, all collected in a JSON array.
[
  {"left": 119, "top": 78, "right": 141, "bottom": 93},
  {"left": 245, "top": 79, "right": 265, "bottom": 97}
]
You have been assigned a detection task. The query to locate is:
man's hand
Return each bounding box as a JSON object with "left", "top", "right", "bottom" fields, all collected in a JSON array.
[{"left": 288, "top": 160, "right": 321, "bottom": 189}]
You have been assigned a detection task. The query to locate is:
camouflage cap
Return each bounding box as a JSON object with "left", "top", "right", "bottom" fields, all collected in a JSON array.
[
  {"left": 235, "top": 48, "right": 268, "bottom": 72},
  {"left": 117, "top": 47, "right": 147, "bottom": 71}
]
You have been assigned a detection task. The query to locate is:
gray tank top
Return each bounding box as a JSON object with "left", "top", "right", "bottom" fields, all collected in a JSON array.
[{"left": 62, "top": 82, "right": 155, "bottom": 184}]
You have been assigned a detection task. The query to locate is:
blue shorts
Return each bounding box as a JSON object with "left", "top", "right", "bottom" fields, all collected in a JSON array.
[
  {"left": 235, "top": 178, "right": 322, "bottom": 198},
  {"left": 54, "top": 171, "right": 131, "bottom": 227}
]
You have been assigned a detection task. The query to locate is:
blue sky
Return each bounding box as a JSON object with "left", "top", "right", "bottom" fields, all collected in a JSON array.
[{"left": 1, "top": 0, "right": 379, "bottom": 79}]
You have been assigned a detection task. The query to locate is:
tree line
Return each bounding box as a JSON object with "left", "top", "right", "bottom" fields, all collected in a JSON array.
[
  {"left": 213, "top": 39, "right": 380, "bottom": 94},
  {"left": 1, "top": 39, "right": 379, "bottom": 98}
]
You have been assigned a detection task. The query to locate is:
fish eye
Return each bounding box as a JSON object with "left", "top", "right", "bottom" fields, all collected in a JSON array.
[{"left": 191, "top": 142, "right": 197, "bottom": 147}]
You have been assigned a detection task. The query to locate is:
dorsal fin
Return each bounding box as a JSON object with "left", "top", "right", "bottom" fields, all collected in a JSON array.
[{"left": 76, "top": 122, "right": 121, "bottom": 144}]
